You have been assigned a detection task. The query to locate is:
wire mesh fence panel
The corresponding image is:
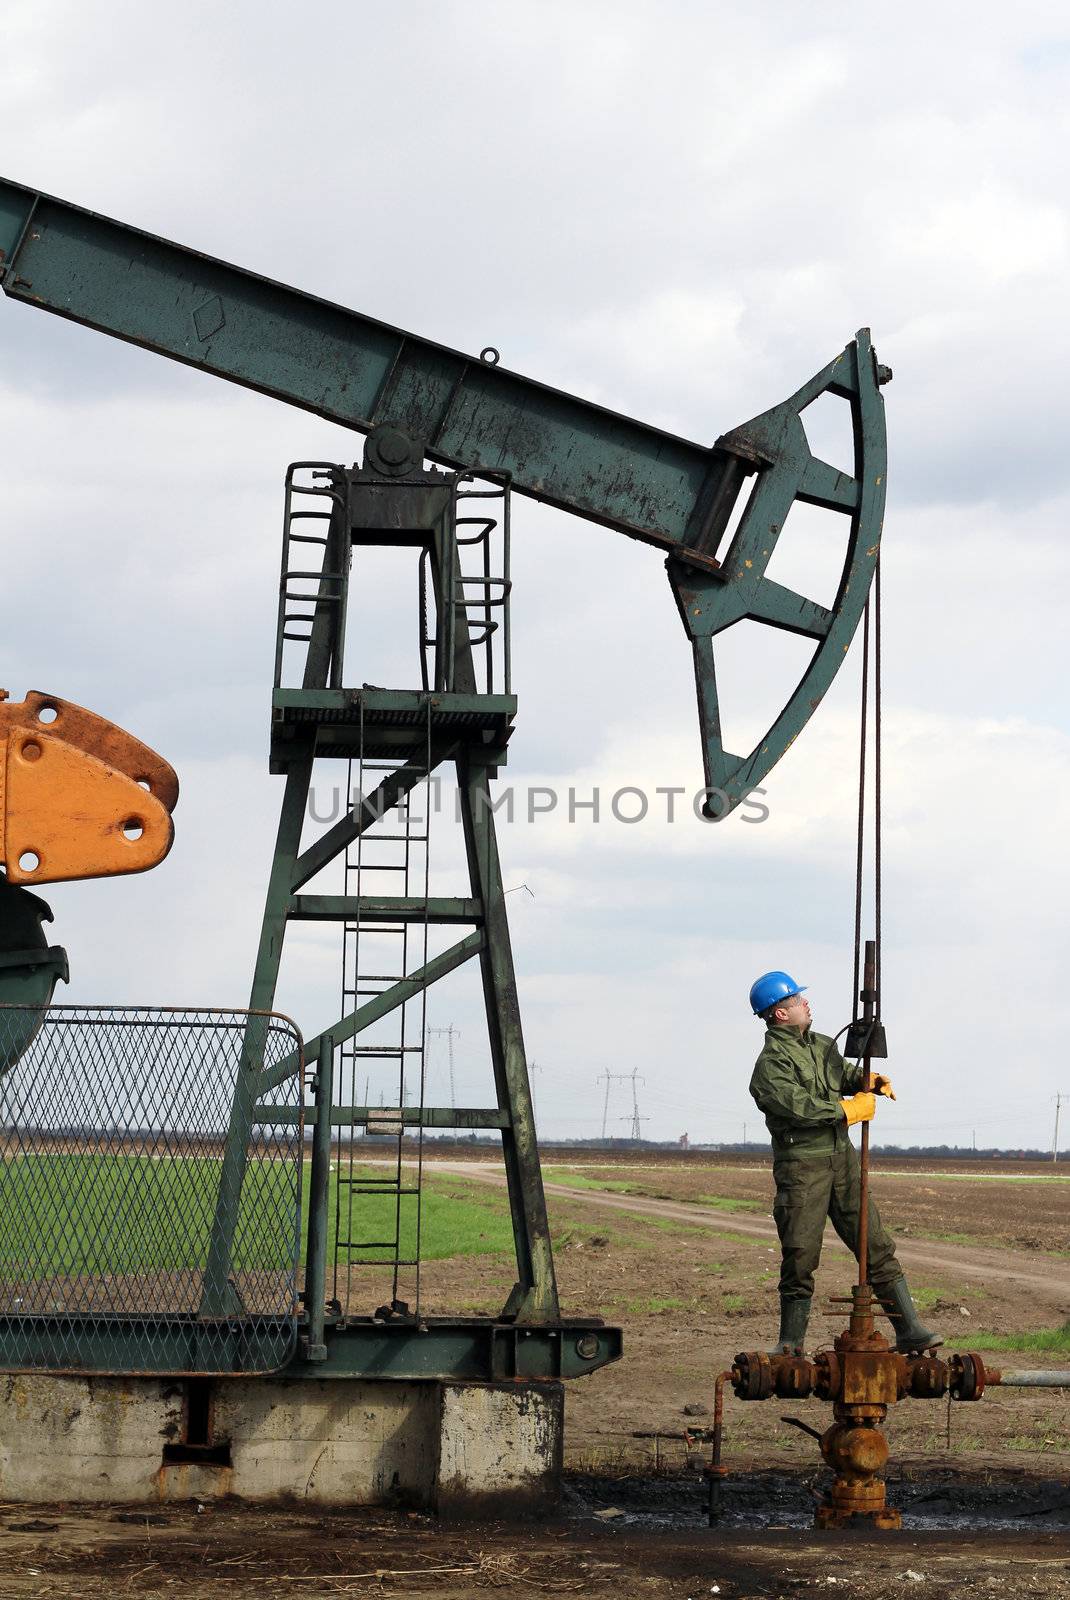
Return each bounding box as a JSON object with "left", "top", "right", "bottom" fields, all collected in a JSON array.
[{"left": 0, "top": 1006, "right": 304, "bottom": 1375}]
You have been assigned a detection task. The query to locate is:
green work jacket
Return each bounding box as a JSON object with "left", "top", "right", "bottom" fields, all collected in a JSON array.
[{"left": 749, "top": 1025, "right": 864, "bottom": 1156}]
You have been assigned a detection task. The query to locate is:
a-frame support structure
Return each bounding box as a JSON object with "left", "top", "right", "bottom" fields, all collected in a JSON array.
[{"left": 203, "top": 430, "right": 557, "bottom": 1327}]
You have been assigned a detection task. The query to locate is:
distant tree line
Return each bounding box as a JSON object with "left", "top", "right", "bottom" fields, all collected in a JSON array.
[{"left": 418, "top": 1133, "right": 1065, "bottom": 1160}]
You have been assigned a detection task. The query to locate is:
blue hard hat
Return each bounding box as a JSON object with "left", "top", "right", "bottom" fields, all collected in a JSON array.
[{"left": 749, "top": 970, "right": 807, "bottom": 1017}]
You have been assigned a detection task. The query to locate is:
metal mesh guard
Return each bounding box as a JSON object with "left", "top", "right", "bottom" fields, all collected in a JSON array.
[{"left": 0, "top": 1006, "right": 304, "bottom": 1376}]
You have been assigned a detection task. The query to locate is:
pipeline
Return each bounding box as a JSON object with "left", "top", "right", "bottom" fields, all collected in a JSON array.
[
  {"left": 705, "top": 1370, "right": 733, "bottom": 1524},
  {"left": 987, "top": 1369, "right": 1070, "bottom": 1388},
  {"left": 704, "top": 1348, "right": 1070, "bottom": 1528}
]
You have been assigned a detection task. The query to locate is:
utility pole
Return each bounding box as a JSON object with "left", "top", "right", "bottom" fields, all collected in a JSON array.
[
  {"left": 428, "top": 1024, "right": 460, "bottom": 1109},
  {"left": 1053, "top": 1092, "right": 1069, "bottom": 1163}
]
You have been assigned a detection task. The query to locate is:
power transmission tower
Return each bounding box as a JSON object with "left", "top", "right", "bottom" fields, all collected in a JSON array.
[
  {"left": 619, "top": 1110, "right": 649, "bottom": 1141},
  {"left": 529, "top": 1060, "right": 542, "bottom": 1123},
  {"left": 597, "top": 1069, "right": 632, "bottom": 1140},
  {"left": 622, "top": 1069, "right": 647, "bottom": 1141},
  {"left": 428, "top": 1024, "right": 460, "bottom": 1109}
]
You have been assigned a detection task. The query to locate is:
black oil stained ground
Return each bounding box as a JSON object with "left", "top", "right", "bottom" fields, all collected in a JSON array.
[
  {"left": 566, "top": 1467, "right": 1070, "bottom": 1533},
  {"left": 2, "top": 1481, "right": 1070, "bottom": 1599}
]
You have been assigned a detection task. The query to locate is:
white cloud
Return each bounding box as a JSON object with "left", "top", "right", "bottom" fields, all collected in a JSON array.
[{"left": 0, "top": 2, "right": 1068, "bottom": 1146}]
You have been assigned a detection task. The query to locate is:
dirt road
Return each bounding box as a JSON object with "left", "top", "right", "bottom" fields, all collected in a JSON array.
[{"left": 432, "top": 1160, "right": 1070, "bottom": 1297}]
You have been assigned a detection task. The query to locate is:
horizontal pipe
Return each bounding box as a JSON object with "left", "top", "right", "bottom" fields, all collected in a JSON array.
[{"left": 989, "top": 1370, "right": 1070, "bottom": 1388}]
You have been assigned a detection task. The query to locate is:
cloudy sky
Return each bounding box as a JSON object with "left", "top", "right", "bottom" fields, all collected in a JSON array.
[{"left": 2, "top": 2, "right": 1069, "bottom": 1151}]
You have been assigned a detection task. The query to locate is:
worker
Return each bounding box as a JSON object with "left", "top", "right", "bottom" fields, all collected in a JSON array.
[{"left": 747, "top": 970, "right": 940, "bottom": 1356}]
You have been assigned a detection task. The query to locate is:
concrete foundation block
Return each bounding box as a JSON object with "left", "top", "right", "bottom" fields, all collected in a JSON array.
[
  {"left": 438, "top": 1382, "right": 563, "bottom": 1515},
  {"left": 0, "top": 1373, "right": 182, "bottom": 1503},
  {"left": 0, "top": 1372, "right": 563, "bottom": 1512},
  {"left": 212, "top": 1377, "right": 439, "bottom": 1505}
]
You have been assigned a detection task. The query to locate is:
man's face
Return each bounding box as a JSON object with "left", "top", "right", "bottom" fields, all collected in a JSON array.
[{"left": 775, "top": 992, "right": 812, "bottom": 1031}]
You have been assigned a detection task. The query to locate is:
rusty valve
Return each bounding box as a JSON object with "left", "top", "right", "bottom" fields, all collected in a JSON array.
[{"left": 726, "top": 1285, "right": 987, "bottom": 1530}]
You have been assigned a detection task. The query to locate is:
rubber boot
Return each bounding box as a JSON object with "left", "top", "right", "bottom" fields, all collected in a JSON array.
[
  {"left": 880, "top": 1278, "right": 942, "bottom": 1352},
  {"left": 770, "top": 1295, "right": 810, "bottom": 1355}
]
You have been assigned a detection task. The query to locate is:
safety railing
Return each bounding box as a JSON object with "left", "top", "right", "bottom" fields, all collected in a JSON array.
[
  {"left": 0, "top": 1006, "right": 304, "bottom": 1375},
  {"left": 275, "top": 462, "right": 349, "bottom": 690}
]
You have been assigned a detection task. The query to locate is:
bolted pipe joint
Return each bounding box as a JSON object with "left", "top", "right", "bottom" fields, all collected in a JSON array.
[
  {"left": 950, "top": 1352, "right": 988, "bottom": 1402},
  {"left": 732, "top": 1350, "right": 816, "bottom": 1402},
  {"left": 900, "top": 1355, "right": 949, "bottom": 1400}
]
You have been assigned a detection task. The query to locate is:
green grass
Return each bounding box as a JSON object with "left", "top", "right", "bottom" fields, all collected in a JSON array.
[
  {"left": 945, "top": 1320, "right": 1070, "bottom": 1354},
  {"left": 902, "top": 1225, "right": 1070, "bottom": 1259},
  {"left": 543, "top": 1170, "right": 648, "bottom": 1196},
  {"left": 0, "top": 1151, "right": 298, "bottom": 1275},
  {"left": 913, "top": 1229, "right": 985, "bottom": 1247},
  {"left": 640, "top": 1215, "right": 716, "bottom": 1237},
  {"left": 879, "top": 1171, "right": 1070, "bottom": 1186},
  {"left": 622, "top": 1295, "right": 686, "bottom": 1316},
  {"left": 722, "top": 1292, "right": 747, "bottom": 1311},
  {"left": 0, "top": 1153, "right": 516, "bottom": 1277},
  {"left": 545, "top": 1170, "right": 764, "bottom": 1215},
  {"left": 907, "top": 1284, "right": 986, "bottom": 1311}
]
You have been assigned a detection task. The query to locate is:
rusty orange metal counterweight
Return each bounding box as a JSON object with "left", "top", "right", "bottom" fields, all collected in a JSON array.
[{"left": 0, "top": 689, "right": 178, "bottom": 884}]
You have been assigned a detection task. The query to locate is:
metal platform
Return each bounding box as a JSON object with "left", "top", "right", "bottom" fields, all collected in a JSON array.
[{"left": 270, "top": 687, "right": 516, "bottom": 770}]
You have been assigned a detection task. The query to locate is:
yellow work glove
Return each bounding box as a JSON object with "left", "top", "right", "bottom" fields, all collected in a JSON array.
[
  {"left": 872, "top": 1072, "right": 896, "bottom": 1101},
  {"left": 840, "top": 1092, "right": 876, "bottom": 1127}
]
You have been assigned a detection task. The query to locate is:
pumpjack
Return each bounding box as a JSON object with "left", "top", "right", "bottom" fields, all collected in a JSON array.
[{"left": 0, "top": 179, "right": 889, "bottom": 1380}]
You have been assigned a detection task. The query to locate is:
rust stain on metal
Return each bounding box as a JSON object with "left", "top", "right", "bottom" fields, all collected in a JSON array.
[
  {"left": 719, "top": 1283, "right": 990, "bottom": 1531},
  {"left": 0, "top": 690, "right": 178, "bottom": 884}
]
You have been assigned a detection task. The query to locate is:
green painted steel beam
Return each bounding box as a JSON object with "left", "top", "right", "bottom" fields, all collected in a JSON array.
[
  {"left": 273, "top": 688, "right": 517, "bottom": 717},
  {"left": 0, "top": 177, "right": 735, "bottom": 565},
  {"left": 290, "top": 752, "right": 438, "bottom": 891},
  {"left": 0, "top": 1312, "right": 620, "bottom": 1381},
  {"left": 288, "top": 896, "right": 482, "bottom": 924},
  {"left": 287, "top": 1316, "right": 622, "bottom": 1382},
  {"left": 257, "top": 929, "right": 485, "bottom": 1095},
  {"left": 0, "top": 177, "right": 891, "bottom": 814}
]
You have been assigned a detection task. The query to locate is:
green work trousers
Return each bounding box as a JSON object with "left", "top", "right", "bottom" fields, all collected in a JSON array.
[{"left": 772, "top": 1142, "right": 903, "bottom": 1302}]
